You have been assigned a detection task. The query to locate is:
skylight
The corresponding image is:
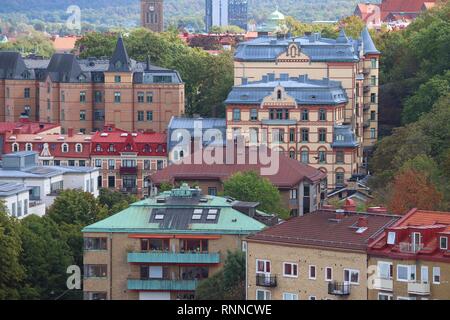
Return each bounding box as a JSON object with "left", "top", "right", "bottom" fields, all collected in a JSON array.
[
  {"left": 154, "top": 214, "right": 165, "bottom": 220},
  {"left": 387, "top": 232, "right": 396, "bottom": 245}
]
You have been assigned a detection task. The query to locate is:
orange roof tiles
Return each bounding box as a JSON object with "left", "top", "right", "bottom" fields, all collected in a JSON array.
[{"left": 400, "top": 209, "right": 450, "bottom": 227}]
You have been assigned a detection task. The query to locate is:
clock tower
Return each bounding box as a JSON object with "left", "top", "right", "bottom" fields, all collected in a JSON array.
[{"left": 141, "top": 0, "right": 164, "bottom": 32}]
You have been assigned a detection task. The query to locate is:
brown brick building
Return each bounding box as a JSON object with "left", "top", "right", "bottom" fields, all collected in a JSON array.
[{"left": 0, "top": 35, "right": 184, "bottom": 134}]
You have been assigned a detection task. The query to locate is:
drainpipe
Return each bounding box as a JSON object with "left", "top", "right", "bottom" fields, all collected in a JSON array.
[{"left": 109, "top": 232, "right": 113, "bottom": 300}]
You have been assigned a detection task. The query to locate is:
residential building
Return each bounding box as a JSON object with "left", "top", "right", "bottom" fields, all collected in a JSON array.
[
  {"left": 225, "top": 74, "right": 359, "bottom": 190},
  {"left": 354, "top": 3, "right": 382, "bottom": 29},
  {"left": 0, "top": 35, "right": 185, "bottom": 133},
  {"left": 82, "top": 184, "right": 267, "bottom": 300},
  {"left": 228, "top": 0, "right": 248, "bottom": 31},
  {"left": 0, "top": 151, "right": 100, "bottom": 215},
  {"left": 205, "top": 0, "right": 229, "bottom": 32},
  {"left": 0, "top": 181, "right": 46, "bottom": 218},
  {"left": 90, "top": 125, "right": 167, "bottom": 198},
  {"left": 149, "top": 146, "right": 327, "bottom": 216},
  {"left": 233, "top": 28, "right": 381, "bottom": 170},
  {"left": 141, "top": 0, "right": 164, "bottom": 32},
  {"left": 245, "top": 209, "right": 400, "bottom": 300},
  {"left": 368, "top": 208, "right": 450, "bottom": 300},
  {"left": 4, "top": 128, "right": 92, "bottom": 167}
]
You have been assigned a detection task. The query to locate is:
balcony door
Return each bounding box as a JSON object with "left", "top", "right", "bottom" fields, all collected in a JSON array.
[{"left": 412, "top": 232, "right": 422, "bottom": 252}]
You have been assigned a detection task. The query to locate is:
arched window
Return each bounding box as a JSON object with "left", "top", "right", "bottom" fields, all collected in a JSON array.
[
  {"left": 318, "top": 147, "right": 327, "bottom": 164},
  {"left": 143, "top": 144, "right": 151, "bottom": 153},
  {"left": 62, "top": 143, "right": 69, "bottom": 153},
  {"left": 96, "top": 144, "right": 102, "bottom": 152},
  {"left": 289, "top": 150, "right": 296, "bottom": 159},
  {"left": 12, "top": 143, "right": 19, "bottom": 152},
  {"left": 300, "top": 148, "right": 309, "bottom": 164},
  {"left": 25, "top": 143, "right": 33, "bottom": 151},
  {"left": 75, "top": 143, "right": 82, "bottom": 153},
  {"left": 277, "top": 90, "right": 282, "bottom": 100}
]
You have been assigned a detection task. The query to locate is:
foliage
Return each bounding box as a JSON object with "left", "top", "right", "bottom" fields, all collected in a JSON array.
[
  {"left": 158, "top": 182, "right": 175, "bottom": 193},
  {"left": 209, "top": 25, "right": 245, "bottom": 34},
  {"left": 0, "top": 204, "right": 24, "bottom": 300},
  {"left": 0, "top": 31, "right": 54, "bottom": 57},
  {"left": 223, "top": 171, "right": 288, "bottom": 218},
  {"left": 98, "top": 188, "right": 138, "bottom": 215},
  {"left": 195, "top": 250, "right": 245, "bottom": 300}
]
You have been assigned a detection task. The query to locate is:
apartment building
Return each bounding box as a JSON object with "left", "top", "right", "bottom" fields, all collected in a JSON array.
[
  {"left": 0, "top": 151, "right": 99, "bottom": 216},
  {"left": 150, "top": 146, "right": 327, "bottom": 216},
  {"left": 225, "top": 74, "right": 359, "bottom": 190},
  {"left": 82, "top": 184, "right": 266, "bottom": 300},
  {"left": 0, "top": 181, "right": 46, "bottom": 218},
  {"left": 368, "top": 208, "right": 450, "bottom": 300},
  {"left": 234, "top": 28, "right": 380, "bottom": 169},
  {"left": 245, "top": 209, "right": 400, "bottom": 300},
  {"left": 90, "top": 125, "right": 167, "bottom": 198},
  {"left": 0, "top": 35, "right": 185, "bottom": 133}
]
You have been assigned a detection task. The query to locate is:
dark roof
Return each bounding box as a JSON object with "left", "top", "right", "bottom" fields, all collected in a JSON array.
[
  {"left": 45, "top": 53, "right": 83, "bottom": 82},
  {"left": 361, "top": 27, "right": 380, "bottom": 55},
  {"left": 247, "top": 210, "right": 400, "bottom": 251},
  {"left": 151, "top": 146, "right": 327, "bottom": 188},
  {"left": 0, "top": 52, "right": 28, "bottom": 79},
  {"left": 108, "top": 35, "right": 131, "bottom": 72}
]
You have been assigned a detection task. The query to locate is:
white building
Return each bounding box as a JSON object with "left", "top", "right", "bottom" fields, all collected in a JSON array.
[
  {"left": 205, "top": 0, "right": 229, "bottom": 31},
  {"left": 0, "top": 151, "right": 100, "bottom": 217},
  {"left": 0, "top": 182, "right": 46, "bottom": 218}
]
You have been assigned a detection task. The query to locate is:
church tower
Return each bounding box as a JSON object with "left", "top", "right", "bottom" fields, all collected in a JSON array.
[{"left": 141, "top": 0, "right": 164, "bottom": 32}]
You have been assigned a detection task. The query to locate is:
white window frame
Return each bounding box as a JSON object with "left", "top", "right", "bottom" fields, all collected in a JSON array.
[
  {"left": 344, "top": 268, "right": 360, "bottom": 285},
  {"left": 309, "top": 265, "right": 316, "bottom": 280},
  {"left": 12, "top": 143, "right": 19, "bottom": 152},
  {"left": 378, "top": 292, "right": 393, "bottom": 300},
  {"left": 397, "top": 264, "right": 416, "bottom": 282},
  {"left": 440, "top": 236, "right": 448, "bottom": 250},
  {"left": 75, "top": 143, "right": 83, "bottom": 153},
  {"left": 432, "top": 267, "right": 440, "bottom": 284},
  {"left": 421, "top": 266, "right": 429, "bottom": 284},
  {"left": 25, "top": 143, "right": 33, "bottom": 151},
  {"left": 256, "top": 289, "right": 271, "bottom": 301},
  {"left": 325, "top": 267, "right": 333, "bottom": 282},
  {"left": 256, "top": 259, "right": 271, "bottom": 274},
  {"left": 282, "top": 292, "right": 298, "bottom": 300},
  {"left": 377, "top": 261, "right": 393, "bottom": 280},
  {"left": 283, "top": 262, "right": 298, "bottom": 278},
  {"left": 61, "top": 143, "right": 69, "bottom": 153}
]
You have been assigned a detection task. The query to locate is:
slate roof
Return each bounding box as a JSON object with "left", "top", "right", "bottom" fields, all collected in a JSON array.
[
  {"left": 0, "top": 182, "right": 31, "bottom": 197},
  {"left": 331, "top": 125, "right": 359, "bottom": 148},
  {"left": 361, "top": 27, "right": 380, "bottom": 55},
  {"left": 226, "top": 74, "right": 348, "bottom": 105},
  {"left": 247, "top": 210, "right": 400, "bottom": 252}
]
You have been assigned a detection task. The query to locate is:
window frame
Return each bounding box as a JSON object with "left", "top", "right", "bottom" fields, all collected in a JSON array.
[
  {"left": 309, "top": 265, "right": 316, "bottom": 280},
  {"left": 283, "top": 262, "right": 299, "bottom": 278}
]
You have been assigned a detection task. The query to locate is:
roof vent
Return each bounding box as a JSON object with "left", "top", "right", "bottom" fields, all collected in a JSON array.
[
  {"left": 121, "top": 133, "right": 128, "bottom": 137},
  {"left": 199, "top": 198, "right": 208, "bottom": 203},
  {"left": 100, "top": 133, "right": 108, "bottom": 137},
  {"left": 156, "top": 198, "right": 166, "bottom": 204}
]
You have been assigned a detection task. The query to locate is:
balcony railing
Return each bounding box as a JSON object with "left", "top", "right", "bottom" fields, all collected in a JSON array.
[
  {"left": 127, "top": 279, "right": 198, "bottom": 291},
  {"left": 256, "top": 274, "right": 277, "bottom": 287},
  {"left": 328, "top": 282, "right": 351, "bottom": 296},
  {"left": 373, "top": 278, "right": 393, "bottom": 291},
  {"left": 47, "top": 189, "right": 63, "bottom": 196},
  {"left": 29, "top": 200, "right": 43, "bottom": 208},
  {"left": 408, "top": 282, "right": 431, "bottom": 295},
  {"left": 127, "top": 252, "right": 220, "bottom": 264},
  {"left": 399, "top": 242, "right": 424, "bottom": 254}
]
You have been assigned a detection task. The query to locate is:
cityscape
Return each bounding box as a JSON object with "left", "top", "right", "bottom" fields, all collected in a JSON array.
[{"left": 0, "top": 0, "right": 449, "bottom": 304}]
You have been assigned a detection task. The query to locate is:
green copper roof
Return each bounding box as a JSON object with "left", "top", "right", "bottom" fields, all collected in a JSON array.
[{"left": 83, "top": 186, "right": 267, "bottom": 234}]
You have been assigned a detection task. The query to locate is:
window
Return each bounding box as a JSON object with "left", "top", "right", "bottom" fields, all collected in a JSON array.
[
  {"left": 318, "top": 150, "right": 326, "bottom": 164},
  {"left": 308, "top": 296, "right": 316, "bottom": 300},
  {"left": 250, "top": 109, "right": 258, "bottom": 121},
  {"left": 370, "top": 93, "right": 377, "bottom": 103},
  {"left": 137, "top": 92, "right": 144, "bottom": 103},
  {"left": 344, "top": 269, "right": 360, "bottom": 285},
  {"left": 256, "top": 260, "right": 271, "bottom": 274},
  {"left": 433, "top": 267, "right": 440, "bottom": 284},
  {"left": 336, "top": 172, "right": 345, "bottom": 187},
  {"left": 84, "top": 265, "right": 107, "bottom": 278},
  {"left": 114, "top": 75, "right": 121, "bottom": 83},
  {"left": 68, "top": 160, "right": 75, "bottom": 166},
  {"left": 325, "top": 267, "right": 333, "bottom": 281},
  {"left": 283, "top": 293, "right": 298, "bottom": 300},
  {"left": 95, "top": 159, "right": 102, "bottom": 168},
  {"left": 290, "top": 189, "right": 298, "bottom": 200},
  {"left": 75, "top": 144, "right": 82, "bottom": 153},
  {"left": 371, "top": 58, "right": 377, "bottom": 68},
  {"left": 336, "top": 151, "right": 344, "bottom": 164},
  {"left": 378, "top": 293, "right": 393, "bottom": 300},
  {"left": 371, "top": 76, "right": 377, "bottom": 86},
  {"left": 24, "top": 88, "right": 30, "bottom": 98},
  {"left": 301, "top": 129, "right": 309, "bottom": 142},
  {"left": 12, "top": 143, "right": 19, "bottom": 152},
  {"left": 274, "top": 129, "right": 284, "bottom": 143},
  {"left": 233, "top": 109, "right": 241, "bottom": 121},
  {"left": 143, "top": 160, "right": 151, "bottom": 170},
  {"left": 397, "top": 265, "right": 416, "bottom": 282},
  {"left": 25, "top": 143, "right": 32, "bottom": 151},
  {"left": 370, "top": 111, "right": 376, "bottom": 121},
  {"left": 154, "top": 75, "right": 172, "bottom": 83},
  {"left": 319, "top": 109, "right": 326, "bottom": 121},
  {"left": 84, "top": 238, "right": 107, "bottom": 251},
  {"left": 108, "top": 176, "right": 115, "bottom": 188},
  {"left": 94, "top": 109, "right": 105, "bottom": 121},
  {"left": 256, "top": 290, "right": 271, "bottom": 300},
  {"left": 80, "top": 110, "right": 86, "bottom": 121},
  {"left": 80, "top": 91, "right": 86, "bottom": 103},
  {"left": 283, "top": 263, "right": 298, "bottom": 277},
  {"left": 208, "top": 187, "right": 217, "bottom": 196},
  {"left": 114, "top": 92, "right": 121, "bottom": 103},
  {"left": 79, "top": 160, "right": 86, "bottom": 167},
  {"left": 62, "top": 143, "right": 69, "bottom": 153},
  {"left": 301, "top": 150, "right": 309, "bottom": 164},
  {"left": 24, "top": 105, "right": 31, "bottom": 116},
  {"left": 289, "top": 128, "right": 295, "bottom": 142},
  {"left": 85, "top": 292, "right": 107, "bottom": 300},
  {"left": 370, "top": 128, "right": 376, "bottom": 139},
  {"left": 440, "top": 237, "right": 448, "bottom": 250},
  {"left": 378, "top": 261, "right": 393, "bottom": 279},
  {"left": 147, "top": 111, "right": 153, "bottom": 121},
  {"left": 146, "top": 92, "right": 153, "bottom": 103},
  {"left": 249, "top": 128, "right": 258, "bottom": 144},
  {"left": 138, "top": 111, "right": 144, "bottom": 121},
  {"left": 94, "top": 91, "right": 102, "bottom": 103},
  {"left": 318, "top": 129, "right": 326, "bottom": 143},
  {"left": 309, "top": 265, "right": 316, "bottom": 280},
  {"left": 157, "top": 160, "right": 164, "bottom": 170},
  {"left": 47, "top": 99, "right": 51, "bottom": 110},
  {"left": 141, "top": 238, "right": 170, "bottom": 252},
  {"left": 301, "top": 109, "right": 309, "bottom": 121},
  {"left": 12, "top": 203, "right": 16, "bottom": 217},
  {"left": 387, "top": 232, "right": 396, "bottom": 245},
  {"left": 277, "top": 90, "right": 282, "bottom": 100},
  {"left": 108, "top": 159, "right": 115, "bottom": 170}
]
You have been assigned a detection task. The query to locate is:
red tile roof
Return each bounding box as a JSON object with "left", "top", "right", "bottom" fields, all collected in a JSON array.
[
  {"left": 247, "top": 210, "right": 400, "bottom": 252},
  {"left": 51, "top": 36, "right": 81, "bottom": 53},
  {"left": 0, "top": 121, "right": 59, "bottom": 135},
  {"left": 355, "top": 3, "right": 381, "bottom": 22},
  {"left": 150, "top": 147, "right": 327, "bottom": 188},
  {"left": 380, "top": 0, "right": 436, "bottom": 20}
]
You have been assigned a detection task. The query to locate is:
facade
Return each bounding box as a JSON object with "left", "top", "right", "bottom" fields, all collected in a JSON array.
[
  {"left": 0, "top": 181, "right": 46, "bottom": 218},
  {"left": 0, "top": 151, "right": 100, "bottom": 216},
  {"left": 82, "top": 184, "right": 267, "bottom": 300},
  {"left": 225, "top": 74, "right": 359, "bottom": 190},
  {"left": 205, "top": 0, "right": 229, "bottom": 32},
  {"left": 150, "top": 146, "right": 328, "bottom": 216},
  {"left": 141, "top": 0, "right": 164, "bottom": 32},
  {"left": 234, "top": 28, "right": 381, "bottom": 172},
  {"left": 0, "top": 36, "right": 185, "bottom": 134},
  {"left": 90, "top": 125, "right": 167, "bottom": 198},
  {"left": 368, "top": 209, "right": 450, "bottom": 300},
  {"left": 228, "top": 0, "right": 248, "bottom": 31},
  {"left": 245, "top": 209, "right": 400, "bottom": 300}
]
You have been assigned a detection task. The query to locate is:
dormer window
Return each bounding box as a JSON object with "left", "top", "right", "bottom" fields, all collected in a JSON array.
[
  {"left": 12, "top": 143, "right": 19, "bottom": 152},
  {"left": 108, "top": 144, "right": 115, "bottom": 152},
  {"left": 62, "top": 143, "right": 69, "bottom": 153},
  {"left": 115, "top": 61, "right": 122, "bottom": 69},
  {"left": 96, "top": 144, "right": 102, "bottom": 152},
  {"left": 336, "top": 134, "right": 345, "bottom": 141},
  {"left": 25, "top": 143, "right": 33, "bottom": 151},
  {"left": 440, "top": 237, "right": 448, "bottom": 250},
  {"left": 412, "top": 232, "right": 422, "bottom": 252},
  {"left": 143, "top": 144, "right": 151, "bottom": 153},
  {"left": 75, "top": 143, "right": 83, "bottom": 153},
  {"left": 126, "top": 144, "right": 132, "bottom": 151},
  {"left": 387, "top": 232, "right": 396, "bottom": 245},
  {"left": 277, "top": 90, "right": 282, "bottom": 100}
]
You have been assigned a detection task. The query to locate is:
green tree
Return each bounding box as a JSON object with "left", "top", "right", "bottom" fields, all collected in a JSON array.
[
  {"left": 0, "top": 31, "right": 54, "bottom": 57},
  {"left": 223, "top": 171, "right": 288, "bottom": 218},
  {"left": 0, "top": 204, "right": 24, "bottom": 300},
  {"left": 98, "top": 188, "right": 138, "bottom": 215}
]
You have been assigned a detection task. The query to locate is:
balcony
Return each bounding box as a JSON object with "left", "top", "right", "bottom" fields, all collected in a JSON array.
[
  {"left": 328, "top": 282, "right": 351, "bottom": 296},
  {"left": 127, "top": 279, "right": 198, "bottom": 291},
  {"left": 363, "top": 85, "right": 371, "bottom": 93},
  {"left": 29, "top": 200, "right": 43, "bottom": 208},
  {"left": 399, "top": 242, "right": 424, "bottom": 254},
  {"left": 256, "top": 274, "right": 277, "bottom": 287},
  {"left": 373, "top": 278, "right": 393, "bottom": 291},
  {"left": 120, "top": 166, "right": 138, "bottom": 175},
  {"left": 408, "top": 282, "right": 431, "bottom": 295},
  {"left": 121, "top": 187, "right": 138, "bottom": 194},
  {"left": 127, "top": 252, "right": 220, "bottom": 264},
  {"left": 363, "top": 103, "right": 371, "bottom": 111}
]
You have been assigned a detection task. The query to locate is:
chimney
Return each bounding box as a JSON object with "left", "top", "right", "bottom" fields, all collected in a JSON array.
[
  {"left": 357, "top": 217, "right": 368, "bottom": 228},
  {"left": 19, "top": 114, "right": 30, "bottom": 123},
  {"left": 68, "top": 128, "right": 74, "bottom": 137},
  {"left": 343, "top": 199, "right": 357, "bottom": 212}
]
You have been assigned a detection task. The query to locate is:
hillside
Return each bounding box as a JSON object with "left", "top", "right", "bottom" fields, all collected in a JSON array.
[{"left": 0, "top": 0, "right": 380, "bottom": 30}]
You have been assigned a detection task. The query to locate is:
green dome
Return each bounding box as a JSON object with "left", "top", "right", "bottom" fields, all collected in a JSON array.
[{"left": 269, "top": 9, "right": 285, "bottom": 21}]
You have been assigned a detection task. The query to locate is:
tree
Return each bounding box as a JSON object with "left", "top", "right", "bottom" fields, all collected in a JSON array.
[
  {"left": 223, "top": 171, "right": 288, "bottom": 218},
  {"left": 0, "top": 31, "right": 54, "bottom": 57},
  {"left": 339, "top": 15, "right": 366, "bottom": 39},
  {"left": 0, "top": 204, "right": 24, "bottom": 300},
  {"left": 98, "top": 188, "right": 138, "bottom": 215},
  {"left": 388, "top": 169, "right": 443, "bottom": 215},
  {"left": 195, "top": 250, "right": 245, "bottom": 300}
]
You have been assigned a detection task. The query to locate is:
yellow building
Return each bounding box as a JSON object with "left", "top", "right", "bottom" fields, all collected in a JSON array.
[{"left": 233, "top": 27, "right": 380, "bottom": 172}]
